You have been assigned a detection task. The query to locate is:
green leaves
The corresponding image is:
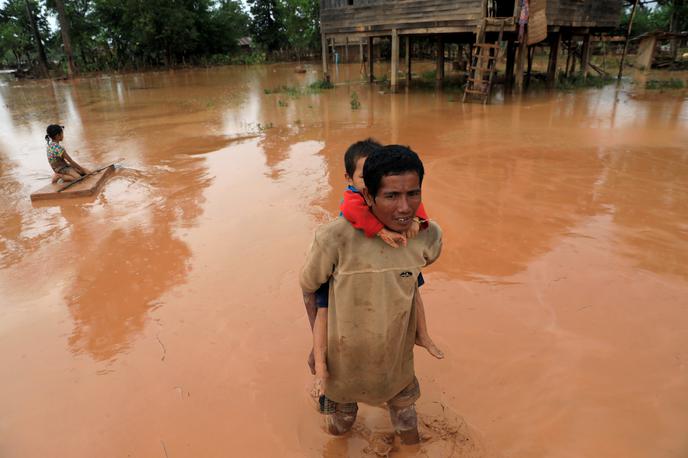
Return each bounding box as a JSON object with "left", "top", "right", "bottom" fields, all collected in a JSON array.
[
  {"left": 248, "top": 0, "right": 320, "bottom": 56},
  {"left": 1, "top": 0, "right": 319, "bottom": 72}
]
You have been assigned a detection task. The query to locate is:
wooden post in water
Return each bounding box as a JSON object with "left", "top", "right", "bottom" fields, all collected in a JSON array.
[
  {"left": 547, "top": 31, "right": 561, "bottom": 88},
  {"left": 505, "top": 39, "right": 516, "bottom": 93},
  {"left": 580, "top": 33, "right": 591, "bottom": 79},
  {"left": 526, "top": 46, "right": 535, "bottom": 88},
  {"left": 391, "top": 29, "right": 399, "bottom": 92},
  {"left": 436, "top": 35, "right": 445, "bottom": 88},
  {"left": 618, "top": 0, "right": 640, "bottom": 80},
  {"left": 405, "top": 36, "right": 411, "bottom": 86},
  {"left": 345, "top": 37, "right": 349, "bottom": 63},
  {"left": 565, "top": 36, "right": 573, "bottom": 77},
  {"left": 569, "top": 40, "right": 577, "bottom": 75},
  {"left": 359, "top": 40, "right": 365, "bottom": 77},
  {"left": 515, "top": 30, "right": 528, "bottom": 93},
  {"left": 330, "top": 37, "right": 335, "bottom": 63},
  {"left": 368, "top": 37, "right": 374, "bottom": 83},
  {"left": 321, "top": 33, "right": 330, "bottom": 82}
]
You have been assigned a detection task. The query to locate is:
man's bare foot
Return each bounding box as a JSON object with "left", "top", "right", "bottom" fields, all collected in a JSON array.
[{"left": 416, "top": 334, "right": 444, "bottom": 359}]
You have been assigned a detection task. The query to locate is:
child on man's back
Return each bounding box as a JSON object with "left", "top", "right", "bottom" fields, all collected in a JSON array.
[{"left": 309, "top": 139, "right": 443, "bottom": 375}]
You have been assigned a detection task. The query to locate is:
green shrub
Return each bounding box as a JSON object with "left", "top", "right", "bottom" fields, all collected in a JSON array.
[
  {"left": 350, "top": 91, "right": 361, "bottom": 110},
  {"left": 556, "top": 73, "right": 614, "bottom": 90},
  {"left": 645, "top": 79, "right": 685, "bottom": 90},
  {"left": 309, "top": 79, "right": 334, "bottom": 90}
]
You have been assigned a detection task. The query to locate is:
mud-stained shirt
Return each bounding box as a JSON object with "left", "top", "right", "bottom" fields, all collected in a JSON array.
[{"left": 300, "top": 218, "right": 443, "bottom": 405}]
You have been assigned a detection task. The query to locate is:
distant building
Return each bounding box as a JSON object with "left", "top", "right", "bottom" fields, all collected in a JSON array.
[
  {"left": 238, "top": 36, "right": 254, "bottom": 51},
  {"left": 319, "top": 0, "right": 624, "bottom": 99}
]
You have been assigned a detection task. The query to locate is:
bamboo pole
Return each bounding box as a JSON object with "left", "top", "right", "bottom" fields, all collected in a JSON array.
[{"left": 618, "top": 0, "right": 640, "bottom": 80}]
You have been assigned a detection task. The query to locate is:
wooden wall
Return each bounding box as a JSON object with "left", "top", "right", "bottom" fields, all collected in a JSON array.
[
  {"left": 320, "top": 0, "right": 484, "bottom": 34},
  {"left": 546, "top": 0, "right": 623, "bottom": 28},
  {"left": 320, "top": 0, "right": 623, "bottom": 35}
]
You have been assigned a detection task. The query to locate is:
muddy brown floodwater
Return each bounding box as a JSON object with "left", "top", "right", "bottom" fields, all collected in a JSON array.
[{"left": 0, "top": 63, "right": 687, "bottom": 457}]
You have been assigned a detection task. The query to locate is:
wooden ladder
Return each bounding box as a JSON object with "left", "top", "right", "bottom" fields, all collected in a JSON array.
[{"left": 463, "top": 19, "right": 507, "bottom": 105}]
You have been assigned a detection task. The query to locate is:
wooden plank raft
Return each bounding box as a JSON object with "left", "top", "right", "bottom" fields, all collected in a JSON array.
[{"left": 30, "top": 165, "right": 115, "bottom": 201}]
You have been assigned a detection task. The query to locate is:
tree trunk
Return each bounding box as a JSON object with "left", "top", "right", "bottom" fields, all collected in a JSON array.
[
  {"left": 24, "top": 0, "right": 49, "bottom": 78},
  {"left": 54, "top": 0, "right": 77, "bottom": 77}
]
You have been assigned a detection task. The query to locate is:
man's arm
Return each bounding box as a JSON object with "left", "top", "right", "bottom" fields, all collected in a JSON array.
[
  {"left": 300, "top": 228, "right": 338, "bottom": 374},
  {"left": 423, "top": 222, "right": 443, "bottom": 266},
  {"left": 300, "top": 229, "right": 338, "bottom": 296},
  {"left": 312, "top": 307, "right": 328, "bottom": 396},
  {"left": 303, "top": 291, "right": 317, "bottom": 331}
]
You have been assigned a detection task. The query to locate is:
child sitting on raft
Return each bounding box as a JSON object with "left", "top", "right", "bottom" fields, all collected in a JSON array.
[{"left": 45, "top": 124, "right": 90, "bottom": 183}]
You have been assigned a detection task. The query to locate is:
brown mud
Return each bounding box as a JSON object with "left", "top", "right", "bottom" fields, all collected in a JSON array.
[{"left": 0, "top": 63, "right": 687, "bottom": 457}]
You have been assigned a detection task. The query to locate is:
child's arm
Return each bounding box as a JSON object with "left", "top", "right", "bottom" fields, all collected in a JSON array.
[
  {"left": 340, "top": 190, "right": 384, "bottom": 237},
  {"left": 416, "top": 202, "right": 429, "bottom": 225},
  {"left": 340, "top": 190, "right": 407, "bottom": 247},
  {"left": 312, "top": 307, "right": 328, "bottom": 396},
  {"left": 414, "top": 286, "right": 444, "bottom": 359},
  {"left": 62, "top": 150, "right": 89, "bottom": 175}
]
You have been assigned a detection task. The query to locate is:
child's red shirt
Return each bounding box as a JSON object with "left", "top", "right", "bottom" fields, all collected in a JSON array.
[{"left": 339, "top": 186, "right": 429, "bottom": 238}]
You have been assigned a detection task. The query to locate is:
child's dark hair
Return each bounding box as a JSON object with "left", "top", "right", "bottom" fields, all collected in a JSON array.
[
  {"left": 45, "top": 124, "right": 63, "bottom": 143},
  {"left": 344, "top": 138, "right": 382, "bottom": 178},
  {"left": 363, "top": 145, "right": 424, "bottom": 200}
]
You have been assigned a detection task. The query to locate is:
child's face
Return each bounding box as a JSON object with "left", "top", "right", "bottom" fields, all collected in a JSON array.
[{"left": 346, "top": 156, "right": 367, "bottom": 190}]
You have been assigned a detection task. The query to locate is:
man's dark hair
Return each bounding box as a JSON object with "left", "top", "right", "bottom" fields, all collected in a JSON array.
[
  {"left": 363, "top": 145, "right": 424, "bottom": 199},
  {"left": 344, "top": 138, "right": 382, "bottom": 178}
]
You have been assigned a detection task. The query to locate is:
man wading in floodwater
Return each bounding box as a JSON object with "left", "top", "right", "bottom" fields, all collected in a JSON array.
[{"left": 300, "top": 145, "right": 442, "bottom": 444}]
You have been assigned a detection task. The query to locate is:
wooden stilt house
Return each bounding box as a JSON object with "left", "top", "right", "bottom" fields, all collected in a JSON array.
[{"left": 319, "top": 0, "right": 624, "bottom": 102}]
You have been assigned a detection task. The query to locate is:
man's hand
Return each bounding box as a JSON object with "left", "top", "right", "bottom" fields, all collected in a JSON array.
[
  {"left": 405, "top": 218, "right": 421, "bottom": 239},
  {"left": 378, "top": 227, "right": 407, "bottom": 248}
]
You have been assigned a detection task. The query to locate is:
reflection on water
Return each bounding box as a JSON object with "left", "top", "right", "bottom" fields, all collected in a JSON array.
[{"left": 61, "top": 159, "right": 208, "bottom": 361}]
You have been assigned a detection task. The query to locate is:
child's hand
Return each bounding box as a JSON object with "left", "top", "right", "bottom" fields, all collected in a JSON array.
[
  {"left": 378, "top": 227, "right": 407, "bottom": 248},
  {"left": 405, "top": 218, "right": 421, "bottom": 239}
]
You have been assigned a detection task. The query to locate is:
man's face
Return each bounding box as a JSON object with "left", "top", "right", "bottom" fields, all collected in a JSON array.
[{"left": 363, "top": 172, "right": 421, "bottom": 233}]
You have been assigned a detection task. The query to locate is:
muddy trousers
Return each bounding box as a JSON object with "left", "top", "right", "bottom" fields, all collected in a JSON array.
[
  {"left": 325, "top": 377, "right": 421, "bottom": 438},
  {"left": 325, "top": 403, "right": 419, "bottom": 437}
]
